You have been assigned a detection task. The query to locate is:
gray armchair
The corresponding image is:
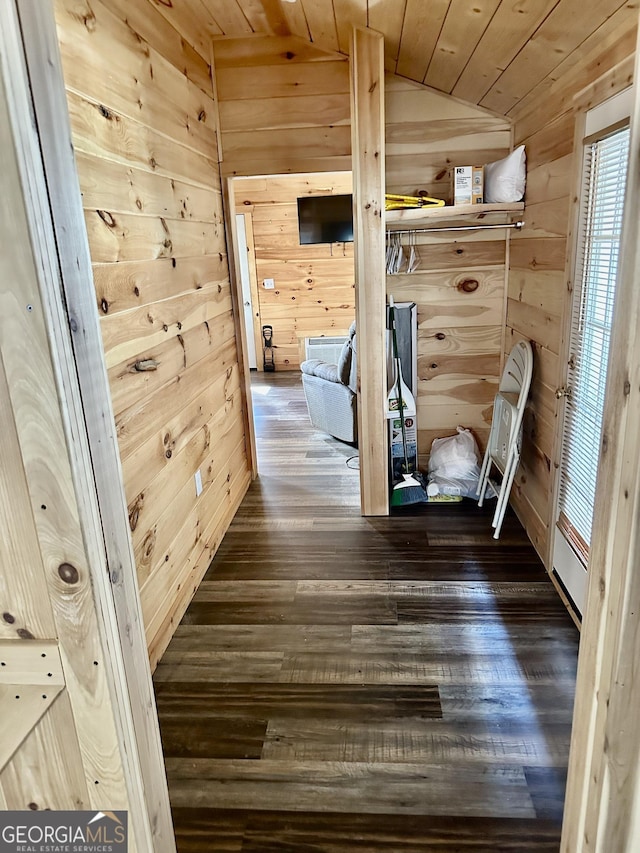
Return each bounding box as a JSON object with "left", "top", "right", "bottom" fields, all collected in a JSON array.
[{"left": 300, "top": 321, "right": 357, "bottom": 444}]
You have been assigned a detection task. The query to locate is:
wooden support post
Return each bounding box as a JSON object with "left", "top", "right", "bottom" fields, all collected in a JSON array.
[
  {"left": 350, "top": 26, "right": 389, "bottom": 516},
  {"left": 561, "top": 20, "right": 640, "bottom": 852}
]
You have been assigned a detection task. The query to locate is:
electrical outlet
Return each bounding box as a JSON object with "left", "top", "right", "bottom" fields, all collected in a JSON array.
[
  {"left": 263, "top": 278, "right": 275, "bottom": 289},
  {"left": 194, "top": 469, "right": 203, "bottom": 497}
]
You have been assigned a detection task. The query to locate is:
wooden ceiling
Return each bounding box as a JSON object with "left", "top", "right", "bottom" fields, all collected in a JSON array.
[{"left": 158, "top": 0, "right": 637, "bottom": 116}]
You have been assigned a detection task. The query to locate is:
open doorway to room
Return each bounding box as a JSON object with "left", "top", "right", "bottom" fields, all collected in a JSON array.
[{"left": 227, "top": 171, "right": 362, "bottom": 511}]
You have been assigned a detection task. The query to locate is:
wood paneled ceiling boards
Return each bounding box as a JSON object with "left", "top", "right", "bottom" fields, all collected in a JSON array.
[{"left": 194, "top": 0, "right": 636, "bottom": 118}]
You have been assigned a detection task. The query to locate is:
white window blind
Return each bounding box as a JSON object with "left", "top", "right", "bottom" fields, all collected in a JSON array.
[{"left": 558, "top": 126, "right": 630, "bottom": 558}]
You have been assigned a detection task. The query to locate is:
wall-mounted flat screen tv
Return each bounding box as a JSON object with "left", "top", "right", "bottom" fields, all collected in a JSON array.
[{"left": 297, "top": 194, "right": 354, "bottom": 245}]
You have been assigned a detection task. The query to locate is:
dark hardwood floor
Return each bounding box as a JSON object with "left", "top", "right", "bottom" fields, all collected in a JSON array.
[{"left": 154, "top": 373, "right": 580, "bottom": 852}]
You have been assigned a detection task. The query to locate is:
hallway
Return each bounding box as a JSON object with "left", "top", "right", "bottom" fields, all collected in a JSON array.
[{"left": 154, "top": 374, "right": 580, "bottom": 851}]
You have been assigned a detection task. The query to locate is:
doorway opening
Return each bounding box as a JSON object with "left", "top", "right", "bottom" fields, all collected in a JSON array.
[{"left": 228, "top": 172, "right": 360, "bottom": 496}]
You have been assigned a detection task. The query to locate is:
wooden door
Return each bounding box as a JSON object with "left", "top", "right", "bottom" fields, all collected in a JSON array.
[
  {"left": 0, "top": 2, "right": 174, "bottom": 848},
  {"left": 0, "top": 49, "right": 131, "bottom": 816},
  {"left": 552, "top": 89, "right": 632, "bottom": 617}
]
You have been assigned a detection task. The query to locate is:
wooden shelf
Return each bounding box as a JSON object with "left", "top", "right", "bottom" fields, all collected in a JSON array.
[{"left": 385, "top": 202, "right": 524, "bottom": 225}]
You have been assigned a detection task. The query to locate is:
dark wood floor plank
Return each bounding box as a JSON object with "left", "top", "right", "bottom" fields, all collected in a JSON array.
[
  {"left": 154, "top": 374, "right": 580, "bottom": 851},
  {"left": 205, "top": 557, "right": 392, "bottom": 581},
  {"left": 159, "top": 716, "right": 268, "bottom": 760},
  {"left": 181, "top": 596, "right": 398, "bottom": 625},
  {"left": 168, "top": 624, "right": 354, "bottom": 653},
  {"left": 171, "top": 809, "right": 245, "bottom": 853},
  {"left": 438, "top": 682, "right": 577, "bottom": 722},
  {"left": 261, "top": 718, "right": 571, "bottom": 765},
  {"left": 154, "top": 651, "right": 284, "bottom": 683},
  {"left": 171, "top": 809, "right": 563, "bottom": 853},
  {"left": 277, "top": 651, "right": 578, "bottom": 685},
  {"left": 351, "top": 623, "right": 578, "bottom": 656},
  {"left": 396, "top": 598, "right": 571, "bottom": 623},
  {"left": 155, "top": 683, "right": 442, "bottom": 721},
  {"left": 165, "top": 758, "right": 536, "bottom": 818},
  {"left": 524, "top": 766, "right": 568, "bottom": 822}
]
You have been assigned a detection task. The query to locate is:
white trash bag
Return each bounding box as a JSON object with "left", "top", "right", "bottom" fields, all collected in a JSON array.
[{"left": 427, "top": 426, "right": 488, "bottom": 499}]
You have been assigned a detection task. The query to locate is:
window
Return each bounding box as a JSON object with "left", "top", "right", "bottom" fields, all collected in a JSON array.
[{"left": 557, "top": 124, "right": 630, "bottom": 560}]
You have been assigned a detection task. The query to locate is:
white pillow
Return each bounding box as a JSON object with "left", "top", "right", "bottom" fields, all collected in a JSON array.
[{"left": 484, "top": 145, "right": 526, "bottom": 203}]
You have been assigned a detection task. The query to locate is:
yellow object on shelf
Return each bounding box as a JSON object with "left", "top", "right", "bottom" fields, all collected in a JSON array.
[{"left": 385, "top": 193, "right": 445, "bottom": 211}]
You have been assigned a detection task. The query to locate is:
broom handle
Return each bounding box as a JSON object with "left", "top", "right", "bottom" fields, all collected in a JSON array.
[{"left": 390, "top": 302, "right": 410, "bottom": 475}]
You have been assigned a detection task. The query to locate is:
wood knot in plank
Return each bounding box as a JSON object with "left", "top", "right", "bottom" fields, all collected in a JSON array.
[
  {"left": 98, "top": 104, "right": 113, "bottom": 120},
  {"left": 142, "top": 530, "right": 156, "bottom": 562},
  {"left": 129, "top": 494, "right": 144, "bottom": 531},
  {"left": 17, "top": 628, "right": 35, "bottom": 640},
  {"left": 58, "top": 562, "right": 79, "bottom": 585},
  {"left": 97, "top": 209, "right": 116, "bottom": 228},
  {"left": 283, "top": 51, "right": 296, "bottom": 60},
  {"left": 81, "top": 10, "right": 96, "bottom": 31},
  {"left": 435, "top": 332, "right": 446, "bottom": 341},
  {"left": 198, "top": 109, "right": 206, "bottom": 122},
  {"left": 457, "top": 278, "right": 479, "bottom": 293},
  {"left": 2, "top": 613, "right": 15, "bottom": 624},
  {"left": 131, "top": 358, "right": 159, "bottom": 372}
]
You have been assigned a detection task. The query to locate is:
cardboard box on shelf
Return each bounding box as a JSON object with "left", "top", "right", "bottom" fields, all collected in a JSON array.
[{"left": 453, "top": 165, "right": 484, "bottom": 205}]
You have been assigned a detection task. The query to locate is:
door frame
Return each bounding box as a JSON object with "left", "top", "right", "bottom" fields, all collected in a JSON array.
[
  {"left": 548, "top": 66, "right": 636, "bottom": 576},
  {"left": 234, "top": 212, "right": 260, "bottom": 370},
  {"left": 550, "top": 84, "right": 634, "bottom": 621}
]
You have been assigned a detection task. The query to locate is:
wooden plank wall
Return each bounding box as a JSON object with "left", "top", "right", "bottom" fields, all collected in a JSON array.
[
  {"left": 505, "top": 18, "right": 637, "bottom": 563},
  {"left": 233, "top": 172, "right": 354, "bottom": 370},
  {"left": 385, "top": 77, "right": 512, "bottom": 461},
  {"left": 216, "top": 52, "right": 514, "bottom": 460},
  {"left": 53, "top": 0, "right": 251, "bottom": 669},
  {"left": 214, "top": 35, "right": 351, "bottom": 177}
]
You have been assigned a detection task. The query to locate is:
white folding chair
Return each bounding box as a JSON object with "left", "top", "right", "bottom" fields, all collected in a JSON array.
[{"left": 477, "top": 340, "right": 533, "bottom": 539}]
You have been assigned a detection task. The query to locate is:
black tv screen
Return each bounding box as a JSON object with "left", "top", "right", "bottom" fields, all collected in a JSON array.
[{"left": 297, "top": 194, "right": 353, "bottom": 245}]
